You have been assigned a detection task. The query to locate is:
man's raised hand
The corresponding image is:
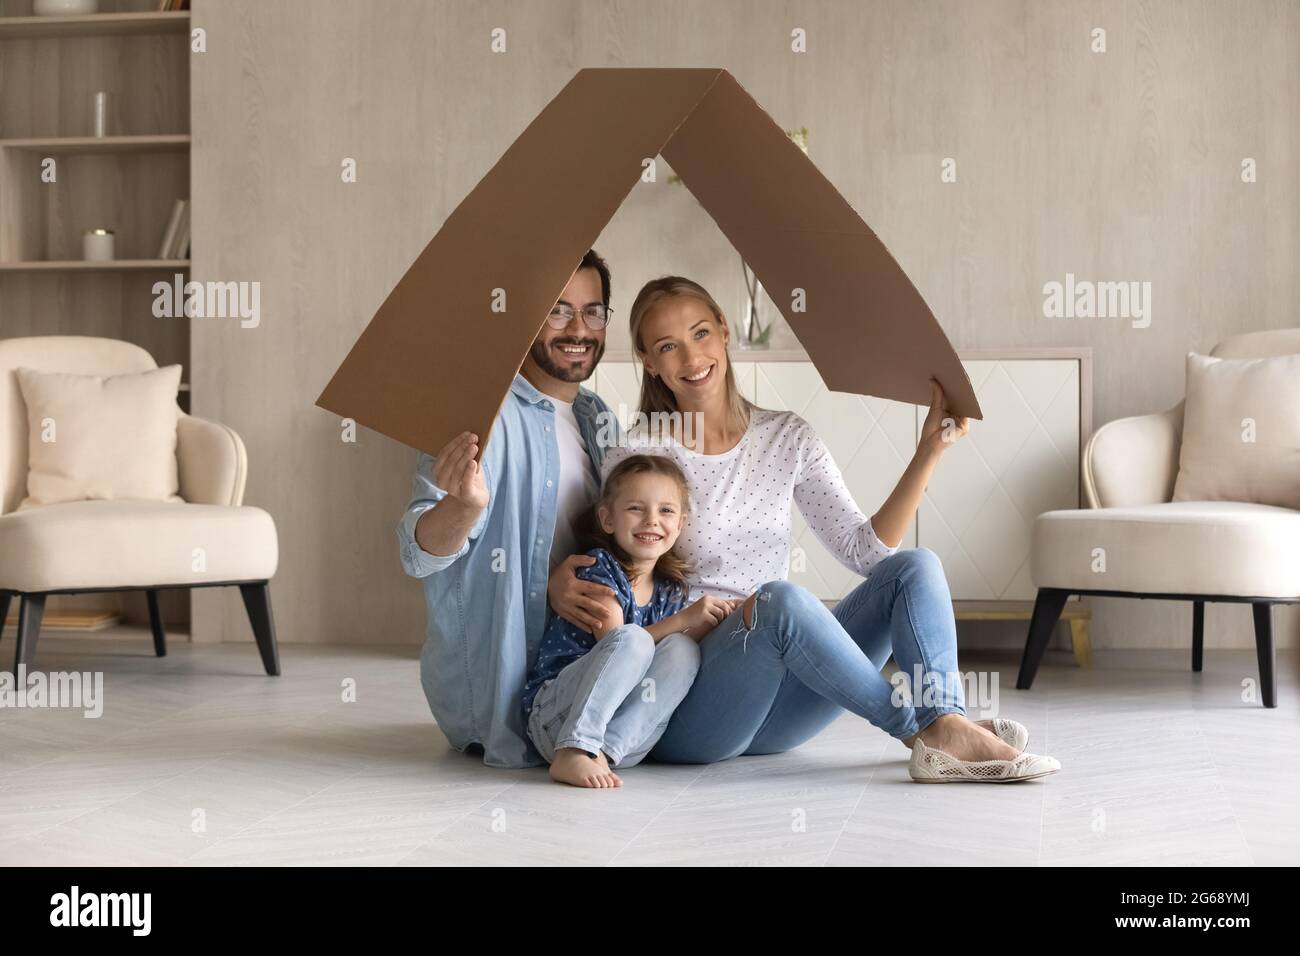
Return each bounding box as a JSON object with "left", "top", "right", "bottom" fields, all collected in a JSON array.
[{"left": 433, "top": 431, "right": 489, "bottom": 511}]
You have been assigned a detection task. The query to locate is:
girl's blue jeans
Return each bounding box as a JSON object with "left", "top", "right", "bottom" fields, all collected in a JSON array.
[
  {"left": 650, "top": 548, "right": 967, "bottom": 763},
  {"left": 527, "top": 627, "right": 700, "bottom": 768}
]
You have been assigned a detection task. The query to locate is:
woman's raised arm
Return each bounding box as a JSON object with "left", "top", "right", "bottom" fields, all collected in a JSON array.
[
  {"left": 870, "top": 380, "right": 970, "bottom": 547},
  {"left": 792, "top": 420, "right": 898, "bottom": 576},
  {"left": 794, "top": 380, "right": 968, "bottom": 572}
]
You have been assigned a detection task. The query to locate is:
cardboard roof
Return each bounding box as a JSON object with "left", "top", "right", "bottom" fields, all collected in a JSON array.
[{"left": 317, "top": 68, "right": 981, "bottom": 457}]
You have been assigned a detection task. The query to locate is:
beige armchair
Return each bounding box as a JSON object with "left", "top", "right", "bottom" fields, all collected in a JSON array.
[
  {"left": 0, "top": 336, "right": 280, "bottom": 674},
  {"left": 1020, "top": 329, "right": 1300, "bottom": 707}
]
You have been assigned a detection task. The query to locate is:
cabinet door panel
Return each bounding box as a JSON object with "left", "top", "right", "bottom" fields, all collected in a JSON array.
[{"left": 917, "top": 359, "right": 1080, "bottom": 601}]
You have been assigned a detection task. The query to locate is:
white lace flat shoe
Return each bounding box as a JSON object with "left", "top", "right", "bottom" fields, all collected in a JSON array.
[
  {"left": 988, "top": 717, "right": 1029, "bottom": 753},
  {"left": 909, "top": 736, "right": 1061, "bottom": 784}
]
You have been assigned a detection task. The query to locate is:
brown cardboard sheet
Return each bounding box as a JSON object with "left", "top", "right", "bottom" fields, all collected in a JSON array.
[{"left": 317, "top": 68, "right": 981, "bottom": 458}]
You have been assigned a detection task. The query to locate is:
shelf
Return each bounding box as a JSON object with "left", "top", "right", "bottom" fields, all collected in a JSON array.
[
  {"left": 0, "top": 259, "right": 190, "bottom": 273},
  {"left": 0, "top": 11, "right": 189, "bottom": 39},
  {"left": 0, "top": 134, "right": 190, "bottom": 153},
  {"left": 2, "top": 608, "right": 120, "bottom": 632}
]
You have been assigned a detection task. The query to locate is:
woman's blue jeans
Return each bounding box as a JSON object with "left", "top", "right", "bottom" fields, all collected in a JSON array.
[{"left": 650, "top": 548, "right": 967, "bottom": 764}]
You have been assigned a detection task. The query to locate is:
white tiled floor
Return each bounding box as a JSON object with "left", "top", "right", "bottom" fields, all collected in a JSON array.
[{"left": 1, "top": 631, "right": 1296, "bottom": 866}]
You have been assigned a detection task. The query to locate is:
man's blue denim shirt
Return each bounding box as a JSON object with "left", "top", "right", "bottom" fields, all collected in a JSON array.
[{"left": 398, "top": 373, "right": 617, "bottom": 768}]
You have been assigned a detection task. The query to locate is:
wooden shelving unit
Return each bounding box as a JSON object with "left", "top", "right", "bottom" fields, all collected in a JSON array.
[
  {"left": 0, "top": 257, "right": 190, "bottom": 271},
  {"left": 0, "top": 0, "right": 192, "bottom": 631},
  {"left": 0, "top": 9, "right": 187, "bottom": 38},
  {"left": 0, "top": 133, "right": 191, "bottom": 153}
]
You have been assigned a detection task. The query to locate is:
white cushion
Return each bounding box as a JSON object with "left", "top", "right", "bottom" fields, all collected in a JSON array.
[
  {"left": 16, "top": 364, "right": 182, "bottom": 509},
  {"left": 0, "top": 500, "right": 278, "bottom": 592},
  {"left": 1173, "top": 352, "right": 1300, "bottom": 509},
  {"left": 1032, "top": 502, "right": 1300, "bottom": 599}
]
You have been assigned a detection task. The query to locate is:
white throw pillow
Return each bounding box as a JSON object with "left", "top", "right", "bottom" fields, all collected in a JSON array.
[
  {"left": 16, "top": 364, "right": 183, "bottom": 508},
  {"left": 1172, "top": 351, "right": 1300, "bottom": 509}
]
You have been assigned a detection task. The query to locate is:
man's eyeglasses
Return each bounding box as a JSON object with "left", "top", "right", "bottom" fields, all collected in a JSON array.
[{"left": 547, "top": 303, "right": 611, "bottom": 330}]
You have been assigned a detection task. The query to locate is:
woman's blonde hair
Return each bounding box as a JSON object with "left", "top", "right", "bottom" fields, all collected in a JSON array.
[
  {"left": 628, "top": 276, "right": 753, "bottom": 439},
  {"left": 574, "top": 454, "right": 693, "bottom": 599}
]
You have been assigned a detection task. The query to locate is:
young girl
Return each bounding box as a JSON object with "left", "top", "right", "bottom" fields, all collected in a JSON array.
[{"left": 523, "top": 454, "right": 738, "bottom": 789}]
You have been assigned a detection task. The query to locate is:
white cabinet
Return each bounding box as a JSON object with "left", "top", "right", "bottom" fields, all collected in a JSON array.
[
  {"left": 592, "top": 353, "right": 1086, "bottom": 604},
  {"left": 918, "top": 358, "right": 1081, "bottom": 602}
]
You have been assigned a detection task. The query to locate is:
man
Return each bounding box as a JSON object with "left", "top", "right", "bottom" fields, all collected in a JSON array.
[{"left": 397, "top": 250, "right": 621, "bottom": 768}]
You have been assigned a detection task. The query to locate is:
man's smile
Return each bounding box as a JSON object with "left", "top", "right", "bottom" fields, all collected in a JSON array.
[{"left": 553, "top": 341, "right": 596, "bottom": 359}]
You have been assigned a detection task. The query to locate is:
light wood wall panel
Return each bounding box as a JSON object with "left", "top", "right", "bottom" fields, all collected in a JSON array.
[{"left": 190, "top": 0, "right": 1298, "bottom": 650}]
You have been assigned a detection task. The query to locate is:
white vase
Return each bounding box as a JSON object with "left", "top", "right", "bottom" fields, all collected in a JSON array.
[
  {"left": 82, "top": 229, "right": 115, "bottom": 262},
  {"left": 33, "top": 0, "right": 99, "bottom": 16}
]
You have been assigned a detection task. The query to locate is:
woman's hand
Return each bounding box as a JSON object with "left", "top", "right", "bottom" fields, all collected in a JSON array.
[
  {"left": 548, "top": 554, "right": 619, "bottom": 635},
  {"left": 674, "top": 596, "right": 738, "bottom": 641},
  {"left": 918, "top": 379, "right": 969, "bottom": 459}
]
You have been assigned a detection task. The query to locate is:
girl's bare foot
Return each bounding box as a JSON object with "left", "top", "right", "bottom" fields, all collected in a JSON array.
[
  {"left": 549, "top": 748, "right": 623, "bottom": 788},
  {"left": 902, "top": 714, "right": 1018, "bottom": 762}
]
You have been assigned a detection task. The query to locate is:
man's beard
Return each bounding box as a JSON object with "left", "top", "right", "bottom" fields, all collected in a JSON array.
[{"left": 529, "top": 336, "right": 603, "bottom": 383}]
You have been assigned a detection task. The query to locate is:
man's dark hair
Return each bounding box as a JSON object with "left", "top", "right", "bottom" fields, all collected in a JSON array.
[{"left": 579, "top": 248, "right": 612, "bottom": 308}]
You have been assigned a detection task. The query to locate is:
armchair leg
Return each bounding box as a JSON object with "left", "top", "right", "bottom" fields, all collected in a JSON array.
[
  {"left": 1251, "top": 602, "right": 1276, "bottom": 708},
  {"left": 238, "top": 582, "right": 281, "bottom": 676},
  {"left": 14, "top": 593, "right": 46, "bottom": 672},
  {"left": 1017, "top": 588, "right": 1070, "bottom": 690},
  {"left": 146, "top": 589, "right": 167, "bottom": 657},
  {"left": 1191, "top": 600, "right": 1205, "bottom": 672},
  {"left": 0, "top": 591, "right": 11, "bottom": 646}
]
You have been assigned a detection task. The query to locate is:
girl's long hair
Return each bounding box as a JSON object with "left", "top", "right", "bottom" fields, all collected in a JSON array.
[
  {"left": 574, "top": 454, "right": 693, "bottom": 600},
  {"left": 627, "top": 276, "right": 753, "bottom": 443}
]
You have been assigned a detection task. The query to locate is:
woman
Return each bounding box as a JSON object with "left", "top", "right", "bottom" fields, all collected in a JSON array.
[{"left": 552, "top": 276, "right": 1060, "bottom": 782}]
